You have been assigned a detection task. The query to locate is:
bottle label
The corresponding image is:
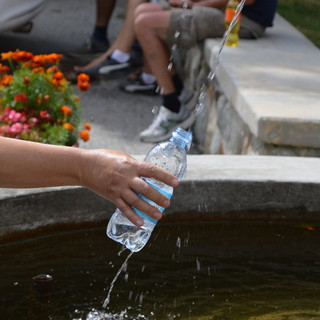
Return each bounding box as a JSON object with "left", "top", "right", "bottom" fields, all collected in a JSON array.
[
  {"left": 225, "top": 8, "right": 241, "bottom": 23},
  {"left": 133, "top": 179, "right": 173, "bottom": 223}
]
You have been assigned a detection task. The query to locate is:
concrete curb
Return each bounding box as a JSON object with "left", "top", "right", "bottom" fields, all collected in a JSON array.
[{"left": 1, "top": 155, "right": 320, "bottom": 238}]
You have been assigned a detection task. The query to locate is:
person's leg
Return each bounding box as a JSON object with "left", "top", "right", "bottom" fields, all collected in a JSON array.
[
  {"left": 134, "top": 4, "right": 196, "bottom": 142},
  {"left": 135, "top": 5, "right": 176, "bottom": 98},
  {"left": 75, "top": 0, "right": 145, "bottom": 73},
  {"left": 95, "top": 0, "right": 116, "bottom": 28},
  {"left": 88, "top": 0, "right": 117, "bottom": 52}
]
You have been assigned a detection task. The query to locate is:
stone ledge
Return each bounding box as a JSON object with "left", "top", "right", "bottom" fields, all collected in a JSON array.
[
  {"left": 2, "top": 155, "right": 320, "bottom": 238},
  {"left": 204, "top": 14, "right": 320, "bottom": 149}
]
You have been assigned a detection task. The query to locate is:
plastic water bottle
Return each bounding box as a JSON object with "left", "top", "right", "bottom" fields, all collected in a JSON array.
[{"left": 106, "top": 127, "right": 192, "bottom": 252}]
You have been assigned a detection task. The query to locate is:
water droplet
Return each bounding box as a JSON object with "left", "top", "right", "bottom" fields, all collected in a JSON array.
[
  {"left": 196, "top": 258, "right": 201, "bottom": 272},
  {"left": 176, "top": 237, "right": 181, "bottom": 248}
]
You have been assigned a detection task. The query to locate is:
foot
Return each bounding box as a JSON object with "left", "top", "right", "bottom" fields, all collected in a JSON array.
[
  {"left": 119, "top": 71, "right": 158, "bottom": 95},
  {"left": 98, "top": 56, "right": 131, "bottom": 75},
  {"left": 140, "top": 99, "right": 196, "bottom": 143},
  {"left": 73, "top": 52, "right": 109, "bottom": 75},
  {"left": 86, "top": 35, "right": 110, "bottom": 53}
]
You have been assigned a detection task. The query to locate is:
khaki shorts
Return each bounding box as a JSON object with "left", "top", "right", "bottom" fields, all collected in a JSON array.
[{"left": 161, "top": 2, "right": 266, "bottom": 49}]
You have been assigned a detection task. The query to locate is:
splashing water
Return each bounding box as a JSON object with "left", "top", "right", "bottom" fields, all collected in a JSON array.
[{"left": 102, "top": 251, "right": 134, "bottom": 309}]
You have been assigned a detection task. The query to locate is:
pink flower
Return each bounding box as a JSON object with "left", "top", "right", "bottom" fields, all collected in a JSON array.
[
  {"left": 8, "top": 110, "right": 24, "bottom": 123},
  {"left": 29, "top": 117, "right": 38, "bottom": 126},
  {"left": 9, "top": 123, "right": 23, "bottom": 133}
]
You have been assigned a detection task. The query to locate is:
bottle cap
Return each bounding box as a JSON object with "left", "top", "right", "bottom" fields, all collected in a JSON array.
[{"left": 171, "top": 127, "right": 193, "bottom": 149}]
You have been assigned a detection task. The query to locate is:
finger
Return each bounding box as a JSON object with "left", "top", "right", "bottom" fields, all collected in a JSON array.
[
  {"left": 132, "top": 177, "right": 170, "bottom": 209},
  {"left": 138, "top": 162, "right": 180, "bottom": 188},
  {"left": 115, "top": 198, "right": 144, "bottom": 227},
  {"left": 122, "top": 189, "right": 163, "bottom": 221}
]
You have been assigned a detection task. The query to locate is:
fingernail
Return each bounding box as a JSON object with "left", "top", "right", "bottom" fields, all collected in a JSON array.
[
  {"left": 163, "top": 199, "right": 170, "bottom": 207},
  {"left": 154, "top": 212, "right": 162, "bottom": 220},
  {"left": 136, "top": 218, "right": 144, "bottom": 226},
  {"left": 172, "top": 178, "right": 179, "bottom": 187}
]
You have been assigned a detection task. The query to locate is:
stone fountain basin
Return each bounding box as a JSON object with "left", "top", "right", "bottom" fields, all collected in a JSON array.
[{"left": 1, "top": 155, "right": 320, "bottom": 240}]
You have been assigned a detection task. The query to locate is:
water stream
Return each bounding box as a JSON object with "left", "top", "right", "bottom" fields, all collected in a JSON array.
[
  {"left": 194, "top": 0, "right": 246, "bottom": 117},
  {"left": 102, "top": 251, "right": 134, "bottom": 309},
  {"left": 102, "top": 0, "right": 247, "bottom": 312}
]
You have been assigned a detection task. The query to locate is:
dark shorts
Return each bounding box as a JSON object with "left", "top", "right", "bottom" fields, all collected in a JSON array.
[{"left": 161, "top": 2, "right": 266, "bottom": 49}]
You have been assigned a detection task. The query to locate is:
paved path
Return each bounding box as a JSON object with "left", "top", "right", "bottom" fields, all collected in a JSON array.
[{"left": 0, "top": 0, "right": 164, "bottom": 154}]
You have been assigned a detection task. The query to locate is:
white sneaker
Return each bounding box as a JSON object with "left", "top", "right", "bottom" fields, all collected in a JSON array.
[{"left": 140, "top": 105, "right": 195, "bottom": 143}]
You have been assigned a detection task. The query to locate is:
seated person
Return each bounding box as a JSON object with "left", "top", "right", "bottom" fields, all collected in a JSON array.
[{"left": 133, "top": 0, "right": 278, "bottom": 143}]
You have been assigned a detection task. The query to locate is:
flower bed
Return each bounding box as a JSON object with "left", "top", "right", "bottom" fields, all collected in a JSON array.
[{"left": 0, "top": 50, "right": 91, "bottom": 146}]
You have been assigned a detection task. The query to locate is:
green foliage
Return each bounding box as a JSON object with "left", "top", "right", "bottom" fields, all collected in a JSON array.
[
  {"left": 278, "top": 0, "right": 320, "bottom": 48},
  {"left": 0, "top": 51, "right": 90, "bottom": 146}
]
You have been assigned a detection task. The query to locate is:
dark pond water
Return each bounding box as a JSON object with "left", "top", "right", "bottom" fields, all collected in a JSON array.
[{"left": 1, "top": 221, "right": 320, "bottom": 320}]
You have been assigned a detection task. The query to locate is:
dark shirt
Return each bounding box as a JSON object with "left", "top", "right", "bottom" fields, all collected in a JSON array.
[{"left": 242, "top": 0, "right": 278, "bottom": 27}]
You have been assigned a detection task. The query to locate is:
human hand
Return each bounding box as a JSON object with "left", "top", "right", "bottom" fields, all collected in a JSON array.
[{"left": 79, "top": 149, "right": 180, "bottom": 227}]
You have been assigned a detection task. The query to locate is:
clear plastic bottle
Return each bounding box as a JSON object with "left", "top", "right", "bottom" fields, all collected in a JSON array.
[
  {"left": 106, "top": 127, "right": 192, "bottom": 252},
  {"left": 225, "top": 0, "right": 241, "bottom": 47}
]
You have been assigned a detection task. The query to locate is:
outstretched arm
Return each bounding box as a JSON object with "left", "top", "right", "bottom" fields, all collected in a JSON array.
[{"left": 0, "top": 137, "right": 179, "bottom": 226}]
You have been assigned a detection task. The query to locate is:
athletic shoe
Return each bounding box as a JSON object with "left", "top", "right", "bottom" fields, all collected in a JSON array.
[
  {"left": 140, "top": 103, "right": 196, "bottom": 143},
  {"left": 119, "top": 75, "right": 158, "bottom": 95},
  {"left": 98, "top": 56, "right": 131, "bottom": 75}
]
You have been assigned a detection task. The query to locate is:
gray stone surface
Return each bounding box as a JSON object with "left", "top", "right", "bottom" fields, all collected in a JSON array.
[
  {"left": 204, "top": 14, "right": 320, "bottom": 151},
  {"left": 2, "top": 155, "right": 320, "bottom": 238}
]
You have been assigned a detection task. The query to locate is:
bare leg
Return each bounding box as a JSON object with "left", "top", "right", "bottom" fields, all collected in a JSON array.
[
  {"left": 75, "top": 0, "right": 145, "bottom": 73},
  {"left": 95, "top": 0, "right": 116, "bottom": 28},
  {"left": 134, "top": 3, "right": 175, "bottom": 95}
]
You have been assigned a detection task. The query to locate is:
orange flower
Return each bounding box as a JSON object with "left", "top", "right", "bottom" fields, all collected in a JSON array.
[
  {"left": 1, "top": 51, "right": 15, "bottom": 60},
  {"left": 77, "top": 73, "right": 90, "bottom": 82},
  {"left": 32, "top": 67, "right": 45, "bottom": 74},
  {"left": 79, "top": 130, "right": 90, "bottom": 141},
  {"left": 74, "top": 96, "right": 81, "bottom": 103},
  {"left": 12, "top": 51, "right": 34, "bottom": 62},
  {"left": 83, "top": 123, "right": 91, "bottom": 130},
  {"left": 46, "top": 66, "right": 59, "bottom": 74},
  {"left": 53, "top": 71, "right": 64, "bottom": 80},
  {"left": 77, "top": 81, "right": 90, "bottom": 91},
  {"left": 0, "top": 64, "right": 10, "bottom": 73},
  {"left": 32, "top": 54, "right": 46, "bottom": 66},
  {"left": 44, "top": 53, "right": 63, "bottom": 65},
  {"left": 77, "top": 73, "right": 90, "bottom": 91},
  {"left": 50, "top": 78, "right": 61, "bottom": 87},
  {"left": 0, "top": 74, "right": 14, "bottom": 87},
  {"left": 63, "top": 123, "right": 75, "bottom": 131},
  {"left": 60, "top": 105, "right": 72, "bottom": 116}
]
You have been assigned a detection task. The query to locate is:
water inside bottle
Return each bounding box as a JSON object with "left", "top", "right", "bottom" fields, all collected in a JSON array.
[{"left": 109, "top": 221, "right": 152, "bottom": 253}]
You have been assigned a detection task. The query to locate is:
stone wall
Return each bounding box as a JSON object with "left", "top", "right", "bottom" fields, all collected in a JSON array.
[{"left": 177, "top": 15, "right": 320, "bottom": 157}]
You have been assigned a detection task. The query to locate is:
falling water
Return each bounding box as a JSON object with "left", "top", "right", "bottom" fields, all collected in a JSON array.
[
  {"left": 101, "top": 1, "right": 247, "bottom": 312},
  {"left": 194, "top": 0, "right": 246, "bottom": 117},
  {"left": 102, "top": 251, "right": 134, "bottom": 309}
]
